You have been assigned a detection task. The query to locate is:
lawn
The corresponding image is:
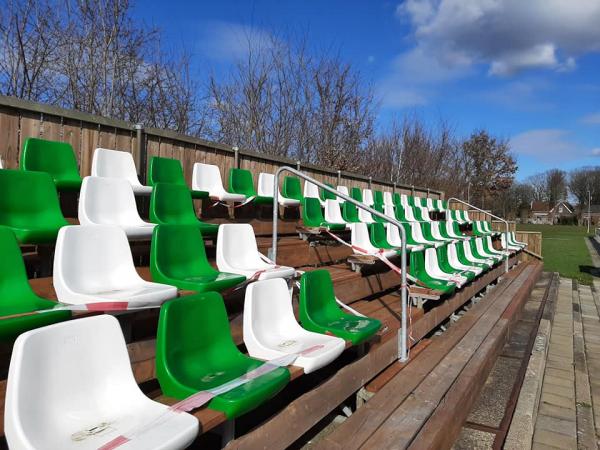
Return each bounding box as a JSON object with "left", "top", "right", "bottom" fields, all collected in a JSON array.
[{"left": 516, "top": 224, "right": 595, "bottom": 284}]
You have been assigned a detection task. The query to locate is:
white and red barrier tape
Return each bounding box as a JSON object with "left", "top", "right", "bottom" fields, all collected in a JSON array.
[
  {"left": 0, "top": 302, "right": 161, "bottom": 320},
  {"left": 97, "top": 345, "right": 324, "bottom": 450}
]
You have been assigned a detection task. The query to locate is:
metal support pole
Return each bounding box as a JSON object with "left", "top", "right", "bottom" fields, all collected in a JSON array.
[
  {"left": 134, "top": 124, "right": 145, "bottom": 184},
  {"left": 337, "top": 170, "right": 341, "bottom": 186},
  {"left": 233, "top": 146, "right": 239, "bottom": 168},
  {"left": 411, "top": 185, "right": 415, "bottom": 196},
  {"left": 588, "top": 190, "right": 591, "bottom": 234},
  {"left": 368, "top": 176, "right": 372, "bottom": 189},
  {"left": 296, "top": 160, "right": 301, "bottom": 171},
  {"left": 393, "top": 182, "right": 396, "bottom": 194},
  {"left": 272, "top": 166, "right": 409, "bottom": 362}
]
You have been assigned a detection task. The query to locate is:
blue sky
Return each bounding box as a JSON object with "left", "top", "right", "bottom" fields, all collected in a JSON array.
[{"left": 134, "top": 0, "right": 600, "bottom": 180}]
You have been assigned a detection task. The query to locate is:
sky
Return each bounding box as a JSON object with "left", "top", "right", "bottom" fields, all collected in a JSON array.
[{"left": 134, "top": 0, "right": 600, "bottom": 180}]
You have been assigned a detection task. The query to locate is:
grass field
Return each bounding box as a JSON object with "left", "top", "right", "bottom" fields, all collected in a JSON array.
[{"left": 516, "top": 224, "right": 595, "bottom": 284}]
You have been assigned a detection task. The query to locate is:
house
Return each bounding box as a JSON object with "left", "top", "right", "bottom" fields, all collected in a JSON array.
[{"left": 528, "top": 201, "right": 575, "bottom": 224}]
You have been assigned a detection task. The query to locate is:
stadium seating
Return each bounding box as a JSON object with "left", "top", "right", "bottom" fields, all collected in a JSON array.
[
  {"left": 302, "top": 197, "right": 345, "bottom": 230},
  {"left": 156, "top": 293, "right": 291, "bottom": 419},
  {"left": 151, "top": 224, "right": 246, "bottom": 292},
  {"left": 243, "top": 278, "right": 346, "bottom": 374},
  {"left": 385, "top": 222, "right": 425, "bottom": 252},
  {"left": 303, "top": 181, "right": 324, "bottom": 206},
  {"left": 445, "top": 221, "right": 468, "bottom": 240},
  {"left": 191, "top": 162, "right": 244, "bottom": 202},
  {"left": 341, "top": 201, "right": 361, "bottom": 224},
  {"left": 461, "top": 239, "right": 494, "bottom": 268},
  {"left": 470, "top": 238, "right": 502, "bottom": 264},
  {"left": 362, "top": 189, "right": 375, "bottom": 206},
  {"left": 282, "top": 176, "right": 303, "bottom": 203},
  {"left": 216, "top": 224, "right": 295, "bottom": 280},
  {"left": 0, "top": 227, "right": 70, "bottom": 342},
  {"left": 336, "top": 185, "right": 349, "bottom": 202},
  {"left": 436, "top": 245, "right": 477, "bottom": 282},
  {"left": 92, "top": 148, "right": 152, "bottom": 195},
  {"left": 0, "top": 169, "right": 69, "bottom": 244},
  {"left": 383, "top": 191, "right": 395, "bottom": 206},
  {"left": 350, "top": 223, "right": 396, "bottom": 258},
  {"left": 445, "top": 242, "right": 484, "bottom": 277},
  {"left": 258, "top": 173, "right": 300, "bottom": 207},
  {"left": 320, "top": 183, "right": 338, "bottom": 202},
  {"left": 54, "top": 225, "right": 177, "bottom": 306},
  {"left": 350, "top": 187, "right": 363, "bottom": 203},
  {"left": 229, "top": 168, "right": 272, "bottom": 204},
  {"left": 424, "top": 247, "right": 468, "bottom": 287},
  {"left": 149, "top": 156, "right": 208, "bottom": 199},
  {"left": 299, "top": 270, "right": 381, "bottom": 345},
  {"left": 79, "top": 176, "right": 155, "bottom": 239},
  {"left": 20, "top": 137, "right": 82, "bottom": 191},
  {"left": 149, "top": 182, "right": 219, "bottom": 236},
  {"left": 5, "top": 315, "right": 199, "bottom": 449}
]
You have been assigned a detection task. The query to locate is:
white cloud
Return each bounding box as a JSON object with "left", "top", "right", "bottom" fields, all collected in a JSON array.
[
  {"left": 509, "top": 129, "right": 585, "bottom": 163},
  {"left": 591, "top": 148, "right": 600, "bottom": 156},
  {"left": 581, "top": 112, "right": 600, "bottom": 125},
  {"left": 197, "top": 21, "right": 274, "bottom": 62},
  {"left": 397, "top": 0, "right": 600, "bottom": 76}
]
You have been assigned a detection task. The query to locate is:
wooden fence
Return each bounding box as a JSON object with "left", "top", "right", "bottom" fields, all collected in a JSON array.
[{"left": 0, "top": 95, "right": 442, "bottom": 198}]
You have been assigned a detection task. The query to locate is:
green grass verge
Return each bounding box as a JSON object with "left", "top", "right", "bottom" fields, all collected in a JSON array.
[{"left": 516, "top": 224, "right": 595, "bottom": 284}]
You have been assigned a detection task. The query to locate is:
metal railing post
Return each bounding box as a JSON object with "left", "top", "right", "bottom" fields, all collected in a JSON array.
[
  {"left": 448, "top": 197, "right": 511, "bottom": 273},
  {"left": 272, "top": 166, "right": 409, "bottom": 362}
]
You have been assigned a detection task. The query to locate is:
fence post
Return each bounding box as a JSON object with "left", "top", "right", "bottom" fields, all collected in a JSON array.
[
  {"left": 296, "top": 160, "right": 301, "bottom": 171},
  {"left": 411, "top": 185, "right": 415, "bottom": 196},
  {"left": 368, "top": 176, "right": 372, "bottom": 189},
  {"left": 337, "top": 170, "right": 341, "bottom": 186},
  {"left": 134, "top": 123, "right": 145, "bottom": 183},
  {"left": 233, "top": 146, "right": 239, "bottom": 168}
]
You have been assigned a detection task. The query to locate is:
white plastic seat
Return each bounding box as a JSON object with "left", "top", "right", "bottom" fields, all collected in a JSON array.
[
  {"left": 383, "top": 191, "right": 394, "bottom": 206},
  {"left": 413, "top": 222, "right": 443, "bottom": 247},
  {"left": 400, "top": 194, "right": 409, "bottom": 208},
  {"left": 385, "top": 223, "right": 424, "bottom": 252},
  {"left": 447, "top": 242, "right": 483, "bottom": 276},
  {"left": 324, "top": 200, "right": 350, "bottom": 229},
  {"left": 475, "top": 237, "right": 503, "bottom": 262},
  {"left": 79, "top": 176, "right": 155, "bottom": 239},
  {"left": 431, "top": 222, "right": 455, "bottom": 243},
  {"left": 216, "top": 224, "right": 295, "bottom": 280},
  {"left": 425, "top": 247, "right": 467, "bottom": 287},
  {"left": 502, "top": 233, "right": 522, "bottom": 252},
  {"left": 510, "top": 232, "right": 527, "bottom": 247},
  {"left": 244, "top": 278, "right": 345, "bottom": 374},
  {"left": 0, "top": 157, "right": 3, "bottom": 168},
  {"left": 303, "top": 181, "right": 324, "bottom": 206},
  {"left": 362, "top": 189, "right": 374, "bottom": 206},
  {"left": 402, "top": 205, "right": 418, "bottom": 222},
  {"left": 257, "top": 172, "right": 300, "bottom": 207},
  {"left": 358, "top": 206, "right": 375, "bottom": 224},
  {"left": 336, "top": 185, "right": 349, "bottom": 203},
  {"left": 5, "top": 315, "right": 198, "bottom": 450},
  {"left": 192, "top": 163, "right": 245, "bottom": 202},
  {"left": 445, "top": 221, "right": 467, "bottom": 240},
  {"left": 418, "top": 206, "right": 432, "bottom": 222},
  {"left": 350, "top": 223, "right": 396, "bottom": 258},
  {"left": 92, "top": 148, "right": 152, "bottom": 195},
  {"left": 54, "top": 225, "right": 177, "bottom": 306},
  {"left": 486, "top": 236, "right": 507, "bottom": 257}
]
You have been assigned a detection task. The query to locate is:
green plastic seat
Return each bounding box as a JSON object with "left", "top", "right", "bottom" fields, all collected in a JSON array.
[
  {"left": 369, "top": 223, "right": 400, "bottom": 254},
  {"left": 409, "top": 250, "right": 456, "bottom": 295},
  {"left": 282, "top": 176, "right": 303, "bottom": 201},
  {"left": 392, "top": 192, "right": 403, "bottom": 206},
  {"left": 350, "top": 187, "right": 363, "bottom": 203},
  {"left": 0, "top": 170, "right": 69, "bottom": 244},
  {"left": 400, "top": 222, "right": 431, "bottom": 248},
  {"left": 20, "top": 137, "right": 82, "bottom": 191},
  {"left": 229, "top": 168, "right": 272, "bottom": 205},
  {"left": 156, "top": 293, "right": 290, "bottom": 419},
  {"left": 373, "top": 190, "right": 384, "bottom": 206},
  {"left": 0, "top": 226, "right": 70, "bottom": 341},
  {"left": 342, "top": 202, "right": 361, "bottom": 223},
  {"left": 148, "top": 156, "right": 208, "bottom": 199},
  {"left": 149, "top": 183, "right": 218, "bottom": 236},
  {"left": 302, "top": 198, "right": 345, "bottom": 231},
  {"left": 299, "top": 270, "right": 381, "bottom": 345},
  {"left": 455, "top": 240, "right": 491, "bottom": 271},
  {"left": 151, "top": 224, "right": 245, "bottom": 292},
  {"left": 469, "top": 238, "right": 498, "bottom": 263}
]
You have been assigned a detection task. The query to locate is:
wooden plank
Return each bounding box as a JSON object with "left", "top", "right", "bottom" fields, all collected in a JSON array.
[
  {"left": 360, "top": 264, "right": 538, "bottom": 449},
  {"left": 316, "top": 262, "right": 530, "bottom": 450},
  {"left": 0, "top": 106, "right": 20, "bottom": 168}
]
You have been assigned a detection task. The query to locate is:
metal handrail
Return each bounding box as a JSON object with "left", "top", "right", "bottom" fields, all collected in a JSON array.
[
  {"left": 271, "top": 167, "right": 409, "bottom": 362},
  {"left": 447, "top": 197, "right": 510, "bottom": 273}
]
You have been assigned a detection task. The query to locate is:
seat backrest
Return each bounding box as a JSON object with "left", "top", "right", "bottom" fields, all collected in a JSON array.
[
  {"left": 342, "top": 201, "right": 359, "bottom": 223},
  {"left": 351, "top": 222, "right": 377, "bottom": 252},
  {"left": 350, "top": 187, "right": 363, "bottom": 203},
  {"left": 282, "top": 176, "right": 302, "bottom": 200},
  {"left": 152, "top": 224, "right": 217, "bottom": 281},
  {"left": 79, "top": 176, "right": 143, "bottom": 226},
  {"left": 229, "top": 168, "right": 258, "bottom": 197},
  {"left": 245, "top": 278, "right": 299, "bottom": 344},
  {"left": 0, "top": 169, "right": 67, "bottom": 234},
  {"left": 362, "top": 189, "right": 374, "bottom": 206},
  {"left": 5, "top": 315, "right": 143, "bottom": 449},
  {"left": 192, "top": 162, "right": 225, "bottom": 193},
  {"left": 302, "top": 197, "right": 325, "bottom": 226},
  {"left": 299, "top": 270, "right": 341, "bottom": 323},
  {"left": 0, "top": 226, "right": 43, "bottom": 310},
  {"left": 324, "top": 199, "right": 345, "bottom": 223},
  {"left": 92, "top": 148, "right": 141, "bottom": 186},
  {"left": 373, "top": 190, "right": 384, "bottom": 206},
  {"left": 336, "top": 185, "right": 349, "bottom": 200},
  {"left": 303, "top": 181, "right": 320, "bottom": 199},
  {"left": 386, "top": 222, "right": 402, "bottom": 247},
  {"left": 216, "top": 223, "right": 263, "bottom": 270},
  {"left": 148, "top": 156, "right": 186, "bottom": 186},
  {"left": 150, "top": 182, "right": 197, "bottom": 225},
  {"left": 320, "top": 183, "right": 337, "bottom": 201},
  {"left": 370, "top": 222, "right": 391, "bottom": 249},
  {"left": 383, "top": 191, "right": 394, "bottom": 206},
  {"left": 54, "top": 225, "right": 140, "bottom": 296},
  {"left": 20, "top": 137, "right": 81, "bottom": 183},
  {"left": 156, "top": 293, "right": 241, "bottom": 389},
  {"left": 257, "top": 172, "right": 276, "bottom": 197}
]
